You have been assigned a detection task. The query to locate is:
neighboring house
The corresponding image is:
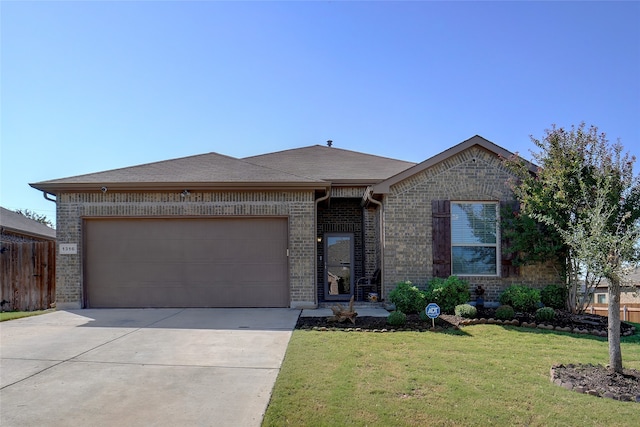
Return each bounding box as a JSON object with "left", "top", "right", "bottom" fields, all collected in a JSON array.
[
  {"left": 0, "top": 207, "right": 56, "bottom": 311},
  {"left": 0, "top": 207, "right": 56, "bottom": 243},
  {"left": 30, "top": 136, "right": 559, "bottom": 310},
  {"left": 592, "top": 267, "right": 640, "bottom": 305}
]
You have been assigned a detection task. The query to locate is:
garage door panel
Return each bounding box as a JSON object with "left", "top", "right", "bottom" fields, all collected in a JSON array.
[{"left": 85, "top": 218, "right": 289, "bottom": 308}]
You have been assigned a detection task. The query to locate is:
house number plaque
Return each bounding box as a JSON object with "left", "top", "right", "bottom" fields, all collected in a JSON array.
[{"left": 60, "top": 244, "right": 77, "bottom": 255}]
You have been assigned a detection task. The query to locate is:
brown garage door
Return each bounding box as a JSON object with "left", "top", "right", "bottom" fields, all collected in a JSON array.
[{"left": 84, "top": 218, "right": 289, "bottom": 308}]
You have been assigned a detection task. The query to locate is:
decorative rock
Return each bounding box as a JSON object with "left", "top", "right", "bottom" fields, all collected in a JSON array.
[
  {"left": 478, "top": 318, "right": 487, "bottom": 324},
  {"left": 587, "top": 390, "right": 600, "bottom": 396},
  {"left": 575, "top": 386, "right": 586, "bottom": 393},
  {"left": 487, "top": 318, "right": 496, "bottom": 324}
]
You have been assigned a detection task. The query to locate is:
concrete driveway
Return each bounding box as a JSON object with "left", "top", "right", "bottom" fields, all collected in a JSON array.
[{"left": 0, "top": 308, "right": 300, "bottom": 427}]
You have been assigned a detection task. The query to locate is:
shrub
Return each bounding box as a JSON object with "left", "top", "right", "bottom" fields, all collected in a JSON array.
[
  {"left": 499, "top": 285, "right": 540, "bottom": 313},
  {"left": 419, "top": 310, "right": 429, "bottom": 322},
  {"left": 495, "top": 305, "right": 515, "bottom": 321},
  {"left": 540, "top": 284, "right": 566, "bottom": 310},
  {"left": 535, "top": 307, "right": 556, "bottom": 322},
  {"left": 388, "top": 281, "right": 426, "bottom": 314},
  {"left": 454, "top": 304, "right": 477, "bottom": 319},
  {"left": 387, "top": 311, "right": 407, "bottom": 326},
  {"left": 424, "top": 276, "right": 471, "bottom": 314}
]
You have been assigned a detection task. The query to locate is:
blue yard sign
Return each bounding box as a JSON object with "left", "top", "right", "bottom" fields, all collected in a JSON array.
[
  {"left": 426, "top": 303, "right": 440, "bottom": 328},
  {"left": 426, "top": 303, "right": 440, "bottom": 319}
]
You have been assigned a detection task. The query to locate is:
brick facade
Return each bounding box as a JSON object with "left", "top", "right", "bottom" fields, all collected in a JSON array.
[
  {"left": 54, "top": 190, "right": 316, "bottom": 309},
  {"left": 381, "top": 146, "right": 560, "bottom": 303}
]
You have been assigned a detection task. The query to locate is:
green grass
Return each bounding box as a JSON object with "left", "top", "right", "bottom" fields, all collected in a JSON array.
[
  {"left": 263, "top": 325, "right": 640, "bottom": 427},
  {"left": 0, "top": 310, "right": 52, "bottom": 322}
]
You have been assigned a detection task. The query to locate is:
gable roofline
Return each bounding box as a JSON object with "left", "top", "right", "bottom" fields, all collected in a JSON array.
[{"left": 372, "top": 135, "right": 537, "bottom": 194}]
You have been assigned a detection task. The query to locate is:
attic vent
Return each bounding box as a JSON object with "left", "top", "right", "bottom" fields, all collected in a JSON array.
[{"left": 327, "top": 140, "right": 333, "bottom": 147}]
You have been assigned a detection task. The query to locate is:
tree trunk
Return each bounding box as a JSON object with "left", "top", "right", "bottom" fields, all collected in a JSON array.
[{"left": 608, "top": 276, "right": 623, "bottom": 373}]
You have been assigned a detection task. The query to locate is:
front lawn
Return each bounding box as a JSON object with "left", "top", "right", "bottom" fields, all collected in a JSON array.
[
  {"left": 263, "top": 324, "right": 640, "bottom": 426},
  {"left": 0, "top": 310, "right": 52, "bottom": 322}
]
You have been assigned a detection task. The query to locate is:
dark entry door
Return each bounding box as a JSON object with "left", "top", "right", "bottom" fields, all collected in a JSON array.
[{"left": 324, "top": 233, "right": 354, "bottom": 300}]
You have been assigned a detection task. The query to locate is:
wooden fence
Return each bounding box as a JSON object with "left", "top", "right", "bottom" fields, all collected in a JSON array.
[
  {"left": 0, "top": 241, "right": 55, "bottom": 311},
  {"left": 586, "top": 303, "right": 640, "bottom": 324}
]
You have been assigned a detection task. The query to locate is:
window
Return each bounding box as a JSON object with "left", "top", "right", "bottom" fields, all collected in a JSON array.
[
  {"left": 596, "top": 293, "right": 607, "bottom": 304},
  {"left": 451, "top": 202, "right": 499, "bottom": 275}
]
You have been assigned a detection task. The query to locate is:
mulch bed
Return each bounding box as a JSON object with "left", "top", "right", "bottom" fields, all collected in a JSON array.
[{"left": 296, "top": 308, "right": 636, "bottom": 336}]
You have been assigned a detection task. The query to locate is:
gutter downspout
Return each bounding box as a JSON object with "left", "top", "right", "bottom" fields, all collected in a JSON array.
[
  {"left": 363, "top": 186, "right": 384, "bottom": 301},
  {"left": 43, "top": 191, "right": 56, "bottom": 202},
  {"left": 314, "top": 187, "right": 331, "bottom": 308}
]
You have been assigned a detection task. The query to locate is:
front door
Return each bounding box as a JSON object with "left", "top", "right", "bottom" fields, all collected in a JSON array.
[{"left": 324, "top": 233, "right": 354, "bottom": 300}]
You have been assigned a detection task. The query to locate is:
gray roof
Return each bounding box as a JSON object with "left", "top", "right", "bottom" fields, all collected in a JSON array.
[
  {"left": 0, "top": 207, "right": 56, "bottom": 240},
  {"left": 30, "top": 146, "right": 416, "bottom": 193},
  {"left": 31, "top": 152, "right": 328, "bottom": 193},
  {"left": 244, "top": 145, "right": 416, "bottom": 184}
]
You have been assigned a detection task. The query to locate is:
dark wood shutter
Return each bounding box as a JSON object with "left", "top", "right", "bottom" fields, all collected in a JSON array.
[
  {"left": 432, "top": 200, "right": 451, "bottom": 278},
  {"left": 500, "top": 200, "right": 520, "bottom": 277}
]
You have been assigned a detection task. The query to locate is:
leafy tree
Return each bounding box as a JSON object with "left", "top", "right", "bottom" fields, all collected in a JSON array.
[
  {"left": 554, "top": 175, "right": 639, "bottom": 373},
  {"left": 14, "top": 209, "right": 54, "bottom": 228},
  {"left": 502, "top": 123, "right": 639, "bottom": 313},
  {"left": 504, "top": 123, "right": 639, "bottom": 374}
]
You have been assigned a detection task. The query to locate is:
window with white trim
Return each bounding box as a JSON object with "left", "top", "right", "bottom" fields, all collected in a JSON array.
[{"left": 451, "top": 202, "right": 499, "bottom": 276}]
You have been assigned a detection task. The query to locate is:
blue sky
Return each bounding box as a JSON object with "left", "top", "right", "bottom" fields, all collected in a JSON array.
[{"left": 1, "top": 1, "right": 639, "bottom": 227}]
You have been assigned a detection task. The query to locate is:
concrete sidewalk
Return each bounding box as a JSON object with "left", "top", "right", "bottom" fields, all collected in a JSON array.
[{"left": 0, "top": 308, "right": 300, "bottom": 427}]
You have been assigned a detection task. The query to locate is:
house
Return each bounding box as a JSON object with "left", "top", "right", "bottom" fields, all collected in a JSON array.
[
  {"left": 30, "top": 136, "right": 559, "bottom": 310},
  {"left": 0, "top": 207, "right": 56, "bottom": 243},
  {"left": 0, "top": 207, "right": 56, "bottom": 311},
  {"left": 592, "top": 267, "right": 640, "bottom": 305}
]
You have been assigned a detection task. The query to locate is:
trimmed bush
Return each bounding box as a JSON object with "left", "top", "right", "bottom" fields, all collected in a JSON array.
[
  {"left": 499, "top": 285, "right": 541, "bottom": 313},
  {"left": 424, "top": 276, "right": 471, "bottom": 314},
  {"left": 454, "top": 304, "right": 477, "bottom": 319},
  {"left": 419, "top": 310, "right": 429, "bottom": 322},
  {"left": 535, "top": 307, "right": 556, "bottom": 322},
  {"left": 495, "top": 305, "right": 515, "bottom": 321},
  {"left": 387, "top": 311, "right": 407, "bottom": 326},
  {"left": 388, "top": 281, "right": 426, "bottom": 314},
  {"left": 540, "top": 284, "right": 567, "bottom": 310}
]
